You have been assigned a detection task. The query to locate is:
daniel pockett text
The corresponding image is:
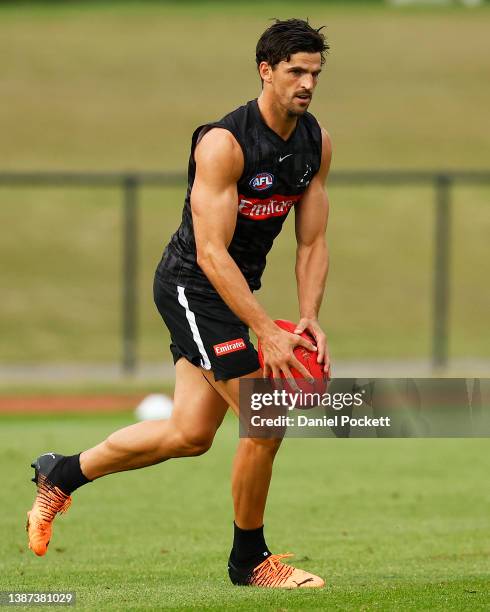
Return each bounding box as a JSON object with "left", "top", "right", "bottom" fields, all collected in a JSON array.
[
  {"left": 250, "top": 412, "right": 391, "bottom": 429},
  {"left": 248, "top": 389, "right": 391, "bottom": 432}
]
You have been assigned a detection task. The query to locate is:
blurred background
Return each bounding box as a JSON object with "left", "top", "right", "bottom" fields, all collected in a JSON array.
[
  {"left": 1, "top": 3, "right": 489, "bottom": 608},
  {"left": 1, "top": 0, "right": 489, "bottom": 388}
]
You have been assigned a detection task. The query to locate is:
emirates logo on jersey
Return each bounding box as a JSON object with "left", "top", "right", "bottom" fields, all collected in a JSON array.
[
  {"left": 238, "top": 194, "right": 301, "bottom": 220},
  {"left": 249, "top": 172, "right": 274, "bottom": 191}
]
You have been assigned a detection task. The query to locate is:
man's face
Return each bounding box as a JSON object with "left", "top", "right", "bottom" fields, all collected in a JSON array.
[{"left": 262, "top": 52, "right": 322, "bottom": 116}]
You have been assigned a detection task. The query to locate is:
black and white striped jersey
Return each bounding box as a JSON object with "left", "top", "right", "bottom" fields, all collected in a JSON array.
[{"left": 156, "top": 98, "right": 322, "bottom": 294}]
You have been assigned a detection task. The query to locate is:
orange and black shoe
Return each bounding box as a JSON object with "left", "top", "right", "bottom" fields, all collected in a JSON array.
[
  {"left": 228, "top": 552, "right": 325, "bottom": 589},
  {"left": 26, "top": 453, "right": 72, "bottom": 556}
]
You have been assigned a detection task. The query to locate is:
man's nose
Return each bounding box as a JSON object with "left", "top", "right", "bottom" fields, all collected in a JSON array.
[{"left": 300, "top": 73, "right": 314, "bottom": 91}]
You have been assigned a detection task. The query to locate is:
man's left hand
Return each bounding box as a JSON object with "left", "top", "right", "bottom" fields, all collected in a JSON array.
[{"left": 294, "top": 318, "right": 331, "bottom": 377}]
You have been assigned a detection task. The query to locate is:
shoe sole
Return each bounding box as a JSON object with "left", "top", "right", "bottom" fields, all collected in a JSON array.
[
  {"left": 26, "top": 510, "right": 50, "bottom": 556},
  {"left": 27, "top": 460, "right": 47, "bottom": 555}
]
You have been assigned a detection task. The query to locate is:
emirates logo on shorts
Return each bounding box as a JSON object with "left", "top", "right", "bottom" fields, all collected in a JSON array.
[{"left": 213, "top": 338, "right": 246, "bottom": 356}]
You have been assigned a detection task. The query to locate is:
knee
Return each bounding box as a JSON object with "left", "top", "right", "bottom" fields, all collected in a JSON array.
[{"left": 173, "top": 428, "right": 214, "bottom": 457}]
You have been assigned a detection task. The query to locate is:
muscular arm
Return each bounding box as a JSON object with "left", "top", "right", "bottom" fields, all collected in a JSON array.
[
  {"left": 192, "top": 128, "right": 315, "bottom": 380},
  {"left": 191, "top": 128, "right": 273, "bottom": 337},
  {"left": 293, "top": 128, "right": 332, "bottom": 372}
]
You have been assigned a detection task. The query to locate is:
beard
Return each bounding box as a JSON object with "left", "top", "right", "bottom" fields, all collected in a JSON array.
[
  {"left": 285, "top": 92, "right": 312, "bottom": 117},
  {"left": 286, "top": 103, "right": 310, "bottom": 118}
]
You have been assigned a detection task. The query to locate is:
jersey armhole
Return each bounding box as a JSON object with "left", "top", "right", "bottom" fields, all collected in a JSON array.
[{"left": 304, "top": 112, "right": 323, "bottom": 176}]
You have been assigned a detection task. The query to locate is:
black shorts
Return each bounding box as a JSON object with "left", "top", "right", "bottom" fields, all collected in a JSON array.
[{"left": 153, "top": 274, "right": 261, "bottom": 381}]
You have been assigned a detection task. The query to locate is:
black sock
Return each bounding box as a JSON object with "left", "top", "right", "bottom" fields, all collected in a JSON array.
[
  {"left": 49, "top": 454, "right": 91, "bottom": 495},
  {"left": 230, "top": 522, "right": 271, "bottom": 569}
]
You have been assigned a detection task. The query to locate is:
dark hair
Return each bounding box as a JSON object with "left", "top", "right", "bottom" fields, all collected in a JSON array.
[{"left": 256, "top": 18, "right": 329, "bottom": 73}]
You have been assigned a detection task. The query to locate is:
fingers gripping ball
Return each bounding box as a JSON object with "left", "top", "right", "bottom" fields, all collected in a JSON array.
[{"left": 257, "top": 319, "right": 330, "bottom": 400}]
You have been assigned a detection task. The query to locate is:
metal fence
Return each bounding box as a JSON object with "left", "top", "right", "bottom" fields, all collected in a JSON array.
[{"left": 1, "top": 170, "right": 489, "bottom": 373}]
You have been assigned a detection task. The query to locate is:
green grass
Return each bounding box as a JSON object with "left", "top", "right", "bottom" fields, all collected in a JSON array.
[
  {"left": 1, "top": 183, "right": 489, "bottom": 364},
  {"left": 1, "top": 3, "right": 489, "bottom": 171},
  {"left": 0, "top": 412, "right": 489, "bottom": 610},
  {"left": 1, "top": 2, "right": 489, "bottom": 366}
]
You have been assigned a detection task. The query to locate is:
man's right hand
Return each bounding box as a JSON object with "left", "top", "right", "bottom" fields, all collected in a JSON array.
[{"left": 259, "top": 325, "right": 317, "bottom": 385}]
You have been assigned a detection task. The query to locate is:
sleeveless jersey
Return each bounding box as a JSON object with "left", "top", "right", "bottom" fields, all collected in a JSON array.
[{"left": 156, "top": 98, "right": 322, "bottom": 294}]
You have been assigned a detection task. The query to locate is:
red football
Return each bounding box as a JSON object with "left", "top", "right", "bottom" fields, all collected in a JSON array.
[{"left": 257, "top": 319, "right": 329, "bottom": 397}]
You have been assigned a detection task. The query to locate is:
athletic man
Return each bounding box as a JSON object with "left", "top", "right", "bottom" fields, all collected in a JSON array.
[{"left": 26, "top": 19, "right": 332, "bottom": 589}]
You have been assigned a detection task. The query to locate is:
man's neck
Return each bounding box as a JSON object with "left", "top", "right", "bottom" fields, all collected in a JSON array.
[{"left": 257, "top": 93, "right": 298, "bottom": 141}]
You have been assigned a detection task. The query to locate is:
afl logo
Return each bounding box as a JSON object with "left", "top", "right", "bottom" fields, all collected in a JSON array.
[{"left": 250, "top": 172, "right": 274, "bottom": 191}]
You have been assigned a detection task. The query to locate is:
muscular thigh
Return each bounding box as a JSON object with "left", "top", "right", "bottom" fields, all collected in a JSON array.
[
  {"left": 201, "top": 367, "right": 262, "bottom": 416},
  {"left": 171, "top": 357, "right": 229, "bottom": 438},
  {"left": 201, "top": 367, "right": 283, "bottom": 449}
]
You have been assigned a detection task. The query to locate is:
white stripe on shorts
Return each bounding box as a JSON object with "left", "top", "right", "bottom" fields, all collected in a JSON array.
[{"left": 177, "top": 285, "right": 212, "bottom": 370}]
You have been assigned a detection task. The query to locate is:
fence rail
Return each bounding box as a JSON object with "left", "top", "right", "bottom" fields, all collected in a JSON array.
[{"left": 2, "top": 169, "right": 489, "bottom": 374}]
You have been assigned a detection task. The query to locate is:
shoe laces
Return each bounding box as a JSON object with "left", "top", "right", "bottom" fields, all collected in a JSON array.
[
  {"left": 251, "top": 553, "right": 294, "bottom": 587},
  {"left": 35, "top": 473, "right": 72, "bottom": 522}
]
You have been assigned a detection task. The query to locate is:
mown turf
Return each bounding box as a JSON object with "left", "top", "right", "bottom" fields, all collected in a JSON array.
[
  {"left": 1, "top": 2, "right": 489, "bottom": 171},
  {"left": 1, "top": 2, "right": 489, "bottom": 367},
  {"left": 0, "top": 412, "right": 489, "bottom": 610},
  {"left": 1, "top": 182, "right": 489, "bottom": 364}
]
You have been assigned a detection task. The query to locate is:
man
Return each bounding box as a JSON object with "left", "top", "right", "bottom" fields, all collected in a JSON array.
[{"left": 26, "top": 18, "right": 332, "bottom": 589}]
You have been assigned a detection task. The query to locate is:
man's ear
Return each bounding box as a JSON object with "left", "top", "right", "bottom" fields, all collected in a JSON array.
[{"left": 258, "top": 61, "right": 273, "bottom": 84}]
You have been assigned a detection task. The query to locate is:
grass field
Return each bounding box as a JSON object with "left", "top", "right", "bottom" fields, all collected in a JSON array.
[
  {"left": 1, "top": 1, "right": 489, "bottom": 366},
  {"left": 1, "top": 183, "right": 489, "bottom": 364},
  {"left": 1, "top": 1, "right": 489, "bottom": 171},
  {"left": 0, "top": 411, "right": 489, "bottom": 610},
  {"left": 1, "top": 4, "right": 488, "bottom": 609}
]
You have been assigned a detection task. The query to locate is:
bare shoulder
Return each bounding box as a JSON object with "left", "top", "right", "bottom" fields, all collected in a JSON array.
[
  {"left": 317, "top": 126, "right": 333, "bottom": 181},
  {"left": 194, "top": 127, "right": 243, "bottom": 182},
  {"left": 319, "top": 126, "right": 333, "bottom": 159}
]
